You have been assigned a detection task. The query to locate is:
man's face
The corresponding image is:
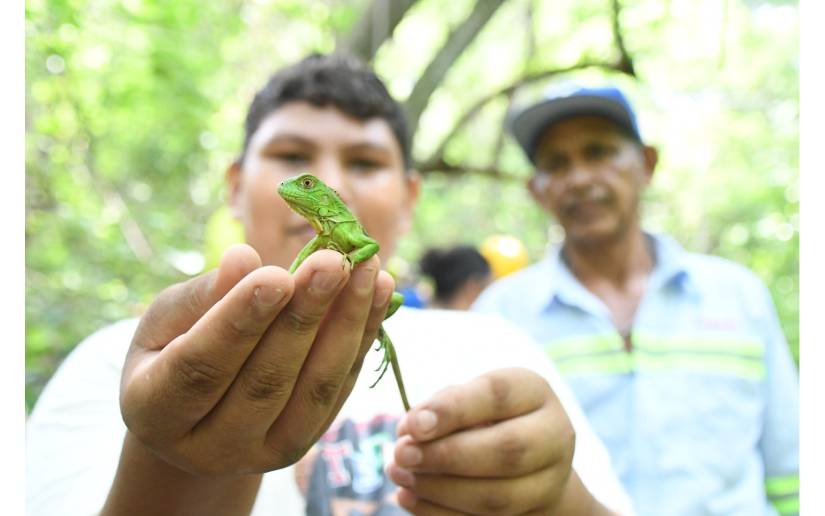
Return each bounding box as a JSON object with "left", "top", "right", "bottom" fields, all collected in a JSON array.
[
  {"left": 528, "top": 116, "right": 656, "bottom": 248},
  {"left": 227, "top": 102, "right": 419, "bottom": 269}
]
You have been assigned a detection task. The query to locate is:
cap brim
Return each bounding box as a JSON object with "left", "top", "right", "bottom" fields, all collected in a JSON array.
[{"left": 509, "top": 95, "right": 639, "bottom": 163}]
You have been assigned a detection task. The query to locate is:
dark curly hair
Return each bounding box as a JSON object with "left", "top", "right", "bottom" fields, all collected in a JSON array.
[{"left": 241, "top": 53, "right": 411, "bottom": 169}]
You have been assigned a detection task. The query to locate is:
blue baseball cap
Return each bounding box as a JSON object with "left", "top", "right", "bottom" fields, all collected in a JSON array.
[{"left": 509, "top": 84, "right": 642, "bottom": 163}]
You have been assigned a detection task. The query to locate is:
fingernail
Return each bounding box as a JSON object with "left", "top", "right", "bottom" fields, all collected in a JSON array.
[
  {"left": 373, "top": 286, "right": 392, "bottom": 308},
  {"left": 310, "top": 270, "right": 344, "bottom": 294},
  {"left": 390, "top": 464, "right": 416, "bottom": 488},
  {"left": 254, "top": 285, "right": 286, "bottom": 308},
  {"left": 416, "top": 410, "right": 437, "bottom": 435},
  {"left": 397, "top": 444, "right": 422, "bottom": 467},
  {"left": 351, "top": 265, "right": 377, "bottom": 294}
]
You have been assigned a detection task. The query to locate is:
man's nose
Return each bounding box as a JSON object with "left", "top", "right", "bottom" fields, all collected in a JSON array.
[{"left": 566, "top": 160, "right": 597, "bottom": 187}]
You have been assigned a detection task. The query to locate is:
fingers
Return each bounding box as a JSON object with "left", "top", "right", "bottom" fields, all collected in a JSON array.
[
  {"left": 391, "top": 405, "right": 569, "bottom": 477},
  {"left": 392, "top": 466, "right": 563, "bottom": 516},
  {"left": 191, "top": 250, "right": 351, "bottom": 446},
  {"left": 314, "top": 269, "right": 397, "bottom": 438},
  {"left": 397, "top": 368, "right": 550, "bottom": 443},
  {"left": 394, "top": 492, "right": 460, "bottom": 516},
  {"left": 123, "top": 264, "right": 294, "bottom": 440},
  {"left": 132, "top": 244, "right": 262, "bottom": 352},
  {"left": 385, "top": 369, "right": 576, "bottom": 516},
  {"left": 264, "top": 256, "right": 390, "bottom": 462}
]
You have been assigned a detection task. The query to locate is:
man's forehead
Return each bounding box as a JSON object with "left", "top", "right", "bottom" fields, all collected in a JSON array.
[{"left": 251, "top": 101, "right": 398, "bottom": 149}]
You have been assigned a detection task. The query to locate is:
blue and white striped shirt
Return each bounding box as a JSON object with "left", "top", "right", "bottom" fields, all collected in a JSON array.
[{"left": 474, "top": 233, "right": 799, "bottom": 516}]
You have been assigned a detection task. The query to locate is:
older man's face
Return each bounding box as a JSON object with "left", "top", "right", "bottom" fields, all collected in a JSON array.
[{"left": 528, "top": 116, "right": 656, "bottom": 248}]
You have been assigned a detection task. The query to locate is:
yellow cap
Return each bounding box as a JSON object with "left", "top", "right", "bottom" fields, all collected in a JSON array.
[{"left": 479, "top": 235, "right": 529, "bottom": 279}]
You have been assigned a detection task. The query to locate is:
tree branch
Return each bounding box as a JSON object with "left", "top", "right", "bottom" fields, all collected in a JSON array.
[
  {"left": 337, "top": 0, "right": 419, "bottom": 62},
  {"left": 415, "top": 159, "right": 524, "bottom": 182},
  {"left": 421, "top": 60, "right": 625, "bottom": 169},
  {"left": 491, "top": 89, "right": 516, "bottom": 170},
  {"left": 610, "top": 0, "right": 636, "bottom": 76},
  {"left": 403, "top": 0, "right": 507, "bottom": 136}
]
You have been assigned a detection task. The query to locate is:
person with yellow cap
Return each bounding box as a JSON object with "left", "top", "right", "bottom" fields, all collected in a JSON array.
[{"left": 479, "top": 234, "right": 530, "bottom": 279}]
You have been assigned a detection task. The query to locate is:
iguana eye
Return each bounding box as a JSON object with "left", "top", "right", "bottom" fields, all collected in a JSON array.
[{"left": 301, "top": 177, "right": 314, "bottom": 189}]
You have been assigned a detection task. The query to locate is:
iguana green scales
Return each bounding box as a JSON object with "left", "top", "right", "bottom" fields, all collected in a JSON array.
[{"left": 277, "top": 173, "right": 411, "bottom": 411}]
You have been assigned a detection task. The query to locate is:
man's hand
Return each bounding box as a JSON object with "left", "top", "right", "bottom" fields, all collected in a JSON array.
[
  {"left": 119, "top": 243, "right": 396, "bottom": 476},
  {"left": 386, "top": 368, "right": 609, "bottom": 516}
]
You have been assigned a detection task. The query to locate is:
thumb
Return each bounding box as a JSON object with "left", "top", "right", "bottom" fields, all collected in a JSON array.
[{"left": 134, "top": 244, "right": 262, "bottom": 352}]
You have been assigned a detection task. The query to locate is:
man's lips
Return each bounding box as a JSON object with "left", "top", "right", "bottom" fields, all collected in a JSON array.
[{"left": 563, "top": 198, "right": 609, "bottom": 219}]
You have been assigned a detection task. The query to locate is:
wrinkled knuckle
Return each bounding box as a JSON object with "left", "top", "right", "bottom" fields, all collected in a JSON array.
[
  {"left": 241, "top": 368, "right": 292, "bottom": 403},
  {"left": 429, "top": 439, "right": 457, "bottom": 470},
  {"left": 174, "top": 357, "right": 226, "bottom": 396},
  {"left": 479, "top": 491, "right": 512, "bottom": 515},
  {"left": 497, "top": 431, "right": 528, "bottom": 470},
  {"left": 339, "top": 306, "right": 366, "bottom": 326},
  {"left": 181, "top": 281, "right": 208, "bottom": 318},
  {"left": 285, "top": 309, "right": 321, "bottom": 336},
  {"left": 225, "top": 316, "right": 265, "bottom": 340},
  {"left": 486, "top": 373, "right": 511, "bottom": 412},
  {"left": 308, "top": 376, "right": 342, "bottom": 407}
]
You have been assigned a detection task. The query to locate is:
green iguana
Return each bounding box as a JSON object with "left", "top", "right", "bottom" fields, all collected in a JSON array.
[{"left": 277, "top": 173, "right": 411, "bottom": 411}]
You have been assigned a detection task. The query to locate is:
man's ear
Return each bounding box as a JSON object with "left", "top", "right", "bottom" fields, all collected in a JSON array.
[
  {"left": 225, "top": 159, "right": 244, "bottom": 219},
  {"left": 641, "top": 145, "right": 659, "bottom": 185},
  {"left": 397, "top": 170, "right": 421, "bottom": 236}
]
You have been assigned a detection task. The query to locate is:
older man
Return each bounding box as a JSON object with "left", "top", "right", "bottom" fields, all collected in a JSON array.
[{"left": 474, "top": 85, "right": 799, "bottom": 516}]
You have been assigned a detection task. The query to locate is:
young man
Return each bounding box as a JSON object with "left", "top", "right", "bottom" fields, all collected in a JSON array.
[
  {"left": 473, "top": 85, "right": 800, "bottom": 516},
  {"left": 26, "top": 55, "right": 633, "bottom": 515}
]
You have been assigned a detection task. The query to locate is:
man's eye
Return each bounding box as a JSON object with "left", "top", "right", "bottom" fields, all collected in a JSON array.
[
  {"left": 584, "top": 145, "right": 611, "bottom": 160},
  {"left": 270, "top": 152, "right": 308, "bottom": 164},
  {"left": 348, "top": 159, "right": 380, "bottom": 171},
  {"left": 539, "top": 158, "right": 566, "bottom": 174}
]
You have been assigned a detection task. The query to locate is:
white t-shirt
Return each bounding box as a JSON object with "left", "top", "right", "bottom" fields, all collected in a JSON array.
[{"left": 26, "top": 307, "right": 634, "bottom": 515}]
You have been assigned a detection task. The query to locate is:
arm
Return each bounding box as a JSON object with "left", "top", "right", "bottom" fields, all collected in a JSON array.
[
  {"left": 754, "top": 282, "right": 799, "bottom": 516},
  {"left": 385, "top": 368, "right": 619, "bottom": 515}
]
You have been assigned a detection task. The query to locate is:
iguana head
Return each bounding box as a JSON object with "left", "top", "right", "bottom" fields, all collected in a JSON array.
[{"left": 277, "top": 173, "right": 348, "bottom": 226}]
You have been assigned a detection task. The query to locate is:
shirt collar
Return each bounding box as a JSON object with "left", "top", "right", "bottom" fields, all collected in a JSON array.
[
  {"left": 529, "top": 232, "right": 697, "bottom": 314},
  {"left": 647, "top": 232, "right": 697, "bottom": 296}
]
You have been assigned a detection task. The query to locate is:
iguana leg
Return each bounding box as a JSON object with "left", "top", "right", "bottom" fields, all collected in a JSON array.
[
  {"left": 323, "top": 240, "right": 351, "bottom": 271},
  {"left": 288, "top": 235, "right": 326, "bottom": 273},
  {"left": 384, "top": 292, "right": 404, "bottom": 320},
  {"left": 371, "top": 326, "right": 410, "bottom": 411},
  {"left": 347, "top": 242, "right": 380, "bottom": 267}
]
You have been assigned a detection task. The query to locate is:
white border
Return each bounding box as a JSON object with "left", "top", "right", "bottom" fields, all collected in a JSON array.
[
  {"left": 3, "top": 1, "right": 25, "bottom": 515},
  {"left": 800, "top": 0, "right": 823, "bottom": 514}
]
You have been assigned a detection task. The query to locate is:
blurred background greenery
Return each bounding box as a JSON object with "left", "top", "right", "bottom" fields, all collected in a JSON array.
[{"left": 25, "top": 0, "right": 798, "bottom": 411}]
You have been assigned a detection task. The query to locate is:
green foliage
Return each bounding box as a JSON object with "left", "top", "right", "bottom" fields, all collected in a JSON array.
[{"left": 26, "top": 0, "right": 798, "bottom": 411}]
